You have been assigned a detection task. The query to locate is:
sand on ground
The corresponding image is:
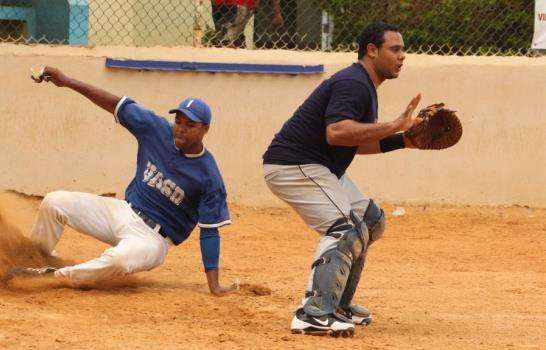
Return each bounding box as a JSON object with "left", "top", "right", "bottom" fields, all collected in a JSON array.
[{"left": 0, "top": 191, "right": 544, "bottom": 349}]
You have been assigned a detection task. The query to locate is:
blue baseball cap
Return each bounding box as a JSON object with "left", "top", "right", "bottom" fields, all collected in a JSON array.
[{"left": 169, "top": 98, "right": 212, "bottom": 125}]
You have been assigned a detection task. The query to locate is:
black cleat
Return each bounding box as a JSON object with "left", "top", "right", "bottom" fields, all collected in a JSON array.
[
  {"left": 340, "top": 303, "right": 373, "bottom": 326},
  {"left": 9, "top": 266, "right": 57, "bottom": 277},
  {"left": 290, "top": 308, "right": 354, "bottom": 337}
]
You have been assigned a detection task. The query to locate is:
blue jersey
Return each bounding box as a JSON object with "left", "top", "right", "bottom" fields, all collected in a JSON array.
[
  {"left": 114, "top": 97, "right": 230, "bottom": 245},
  {"left": 263, "top": 63, "right": 377, "bottom": 178}
]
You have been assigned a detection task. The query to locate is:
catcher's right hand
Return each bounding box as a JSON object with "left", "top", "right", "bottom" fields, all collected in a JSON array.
[{"left": 404, "top": 103, "right": 462, "bottom": 150}]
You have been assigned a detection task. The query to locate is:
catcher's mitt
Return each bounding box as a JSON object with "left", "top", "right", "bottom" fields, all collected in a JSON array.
[{"left": 404, "top": 103, "right": 462, "bottom": 150}]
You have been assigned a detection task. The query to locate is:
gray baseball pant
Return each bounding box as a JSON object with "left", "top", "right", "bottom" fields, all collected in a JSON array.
[{"left": 263, "top": 163, "right": 372, "bottom": 295}]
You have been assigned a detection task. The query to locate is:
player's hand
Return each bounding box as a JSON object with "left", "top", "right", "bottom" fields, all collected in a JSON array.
[
  {"left": 40, "top": 66, "right": 71, "bottom": 87},
  {"left": 206, "top": 270, "right": 239, "bottom": 297},
  {"left": 209, "top": 281, "right": 239, "bottom": 297},
  {"left": 394, "top": 94, "right": 423, "bottom": 132},
  {"left": 271, "top": 13, "right": 284, "bottom": 28}
]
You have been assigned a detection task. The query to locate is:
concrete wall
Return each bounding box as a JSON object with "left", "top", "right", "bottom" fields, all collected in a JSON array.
[{"left": 0, "top": 44, "right": 544, "bottom": 207}]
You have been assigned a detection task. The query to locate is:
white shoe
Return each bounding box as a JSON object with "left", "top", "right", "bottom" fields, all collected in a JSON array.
[{"left": 290, "top": 308, "right": 354, "bottom": 337}]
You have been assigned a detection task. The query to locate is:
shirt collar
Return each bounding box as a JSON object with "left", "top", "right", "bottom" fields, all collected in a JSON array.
[{"left": 172, "top": 137, "right": 205, "bottom": 158}]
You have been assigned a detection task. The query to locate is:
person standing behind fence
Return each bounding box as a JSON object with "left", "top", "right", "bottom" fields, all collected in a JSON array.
[{"left": 211, "top": 0, "right": 283, "bottom": 48}]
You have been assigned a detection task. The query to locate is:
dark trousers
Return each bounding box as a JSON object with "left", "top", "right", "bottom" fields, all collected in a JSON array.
[{"left": 211, "top": 4, "right": 248, "bottom": 48}]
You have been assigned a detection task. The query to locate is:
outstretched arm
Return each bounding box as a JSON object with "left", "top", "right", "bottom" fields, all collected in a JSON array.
[
  {"left": 200, "top": 227, "right": 237, "bottom": 297},
  {"left": 326, "top": 94, "right": 423, "bottom": 147},
  {"left": 41, "top": 66, "right": 120, "bottom": 114}
]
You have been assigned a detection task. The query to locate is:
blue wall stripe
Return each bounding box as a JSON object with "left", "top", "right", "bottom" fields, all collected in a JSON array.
[{"left": 105, "top": 58, "right": 323, "bottom": 75}]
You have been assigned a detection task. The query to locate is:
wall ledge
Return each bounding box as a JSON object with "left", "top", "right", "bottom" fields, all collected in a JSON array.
[{"left": 105, "top": 58, "right": 324, "bottom": 75}]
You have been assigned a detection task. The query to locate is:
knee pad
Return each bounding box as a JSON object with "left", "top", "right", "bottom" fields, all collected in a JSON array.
[
  {"left": 363, "top": 199, "right": 386, "bottom": 243},
  {"left": 303, "top": 215, "right": 366, "bottom": 317},
  {"left": 326, "top": 215, "right": 366, "bottom": 260}
]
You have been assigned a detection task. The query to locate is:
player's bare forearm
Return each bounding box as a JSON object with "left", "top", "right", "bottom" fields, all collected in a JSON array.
[
  {"left": 327, "top": 94, "right": 422, "bottom": 146},
  {"left": 327, "top": 119, "right": 399, "bottom": 146},
  {"left": 357, "top": 141, "right": 381, "bottom": 154},
  {"left": 42, "top": 66, "right": 120, "bottom": 114},
  {"left": 65, "top": 79, "right": 120, "bottom": 114},
  {"left": 205, "top": 270, "right": 237, "bottom": 297}
]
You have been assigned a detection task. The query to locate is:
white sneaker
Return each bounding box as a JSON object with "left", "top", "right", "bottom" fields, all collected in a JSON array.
[{"left": 290, "top": 308, "right": 354, "bottom": 337}]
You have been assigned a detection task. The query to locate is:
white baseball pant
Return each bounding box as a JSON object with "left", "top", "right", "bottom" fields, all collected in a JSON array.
[{"left": 31, "top": 191, "right": 172, "bottom": 282}]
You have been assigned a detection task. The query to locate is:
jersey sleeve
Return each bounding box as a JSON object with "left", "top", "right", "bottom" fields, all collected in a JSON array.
[
  {"left": 199, "top": 227, "right": 220, "bottom": 271},
  {"left": 114, "top": 96, "right": 164, "bottom": 137},
  {"left": 197, "top": 177, "right": 231, "bottom": 229},
  {"left": 324, "top": 79, "right": 372, "bottom": 125}
]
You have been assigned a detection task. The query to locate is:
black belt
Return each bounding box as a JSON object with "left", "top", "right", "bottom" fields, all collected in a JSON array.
[
  {"left": 263, "top": 159, "right": 300, "bottom": 165},
  {"left": 130, "top": 205, "right": 168, "bottom": 238}
]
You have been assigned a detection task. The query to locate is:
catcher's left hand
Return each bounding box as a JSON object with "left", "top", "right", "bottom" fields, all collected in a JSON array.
[{"left": 404, "top": 103, "right": 462, "bottom": 150}]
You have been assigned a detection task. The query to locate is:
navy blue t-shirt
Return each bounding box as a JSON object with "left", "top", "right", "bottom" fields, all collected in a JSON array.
[
  {"left": 115, "top": 97, "right": 231, "bottom": 245},
  {"left": 263, "top": 63, "right": 378, "bottom": 178}
]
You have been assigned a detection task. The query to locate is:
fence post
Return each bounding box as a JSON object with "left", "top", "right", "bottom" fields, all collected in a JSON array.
[
  {"left": 321, "top": 10, "right": 333, "bottom": 51},
  {"left": 193, "top": 0, "right": 204, "bottom": 48}
]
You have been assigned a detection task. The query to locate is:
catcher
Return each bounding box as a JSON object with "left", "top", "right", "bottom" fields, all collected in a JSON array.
[
  {"left": 262, "top": 21, "right": 461, "bottom": 337},
  {"left": 13, "top": 66, "right": 238, "bottom": 296}
]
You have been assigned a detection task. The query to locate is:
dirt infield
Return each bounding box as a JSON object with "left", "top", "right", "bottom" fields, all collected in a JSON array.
[{"left": 0, "top": 191, "right": 544, "bottom": 349}]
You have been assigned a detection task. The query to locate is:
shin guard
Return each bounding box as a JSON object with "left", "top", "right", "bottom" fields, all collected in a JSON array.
[{"left": 303, "top": 212, "right": 366, "bottom": 317}]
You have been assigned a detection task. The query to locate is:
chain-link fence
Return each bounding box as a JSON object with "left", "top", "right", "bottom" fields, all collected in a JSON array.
[{"left": 0, "top": 0, "right": 535, "bottom": 56}]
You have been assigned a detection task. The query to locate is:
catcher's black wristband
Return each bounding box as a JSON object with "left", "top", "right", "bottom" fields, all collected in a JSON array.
[{"left": 379, "top": 133, "right": 405, "bottom": 153}]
